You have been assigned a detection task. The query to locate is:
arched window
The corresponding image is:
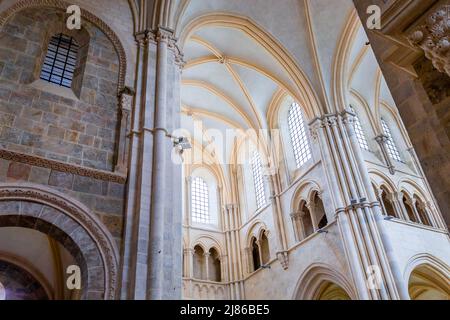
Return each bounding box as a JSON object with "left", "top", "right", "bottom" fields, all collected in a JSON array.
[
  {"left": 250, "top": 151, "right": 267, "bottom": 209},
  {"left": 251, "top": 237, "right": 261, "bottom": 272},
  {"left": 381, "top": 119, "right": 403, "bottom": 163},
  {"left": 349, "top": 106, "right": 369, "bottom": 151},
  {"left": 40, "top": 33, "right": 79, "bottom": 88},
  {"left": 288, "top": 102, "right": 312, "bottom": 168},
  {"left": 193, "top": 245, "right": 206, "bottom": 280},
  {"left": 191, "top": 177, "right": 210, "bottom": 224}
]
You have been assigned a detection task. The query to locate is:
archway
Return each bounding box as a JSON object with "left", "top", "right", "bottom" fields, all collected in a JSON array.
[
  {"left": 0, "top": 184, "right": 119, "bottom": 299},
  {"left": 293, "top": 264, "right": 355, "bottom": 300},
  {"left": 408, "top": 264, "right": 450, "bottom": 300}
]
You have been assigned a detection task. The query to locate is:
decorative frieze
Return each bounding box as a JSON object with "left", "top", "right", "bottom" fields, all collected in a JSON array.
[{"left": 0, "top": 149, "right": 127, "bottom": 184}]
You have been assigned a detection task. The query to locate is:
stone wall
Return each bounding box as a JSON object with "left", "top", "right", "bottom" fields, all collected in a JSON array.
[
  {"left": 0, "top": 157, "right": 125, "bottom": 246},
  {"left": 0, "top": 8, "right": 120, "bottom": 171}
]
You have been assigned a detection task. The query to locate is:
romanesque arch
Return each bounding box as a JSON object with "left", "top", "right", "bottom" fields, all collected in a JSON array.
[
  {"left": 0, "top": 183, "right": 119, "bottom": 299},
  {"left": 0, "top": 0, "right": 127, "bottom": 93},
  {"left": 404, "top": 254, "right": 450, "bottom": 300},
  {"left": 293, "top": 264, "right": 356, "bottom": 300}
]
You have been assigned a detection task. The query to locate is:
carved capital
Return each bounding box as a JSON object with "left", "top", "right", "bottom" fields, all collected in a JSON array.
[{"left": 407, "top": 5, "right": 450, "bottom": 77}]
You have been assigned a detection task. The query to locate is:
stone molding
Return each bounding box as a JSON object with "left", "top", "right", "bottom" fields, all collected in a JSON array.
[
  {"left": 0, "top": 0, "right": 127, "bottom": 94},
  {"left": 0, "top": 149, "right": 127, "bottom": 184},
  {"left": 0, "top": 183, "right": 119, "bottom": 299}
]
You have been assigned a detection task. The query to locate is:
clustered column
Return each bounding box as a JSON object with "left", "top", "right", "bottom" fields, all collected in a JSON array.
[
  {"left": 119, "top": 27, "right": 184, "bottom": 300},
  {"left": 310, "top": 110, "right": 410, "bottom": 300}
]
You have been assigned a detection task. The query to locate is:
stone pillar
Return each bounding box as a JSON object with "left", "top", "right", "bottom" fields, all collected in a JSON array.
[
  {"left": 223, "top": 204, "right": 244, "bottom": 299},
  {"left": 306, "top": 202, "right": 319, "bottom": 231},
  {"left": 204, "top": 252, "right": 211, "bottom": 281},
  {"left": 310, "top": 117, "right": 371, "bottom": 300},
  {"left": 310, "top": 111, "right": 412, "bottom": 300},
  {"left": 119, "top": 31, "right": 154, "bottom": 300},
  {"left": 185, "top": 176, "right": 192, "bottom": 226},
  {"left": 410, "top": 199, "right": 423, "bottom": 224},
  {"left": 342, "top": 110, "right": 410, "bottom": 300},
  {"left": 119, "top": 26, "right": 184, "bottom": 300},
  {"left": 290, "top": 212, "right": 302, "bottom": 242},
  {"left": 394, "top": 192, "right": 412, "bottom": 222},
  {"left": 425, "top": 201, "right": 444, "bottom": 229},
  {"left": 220, "top": 254, "right": 228, "bottom": 283},
  {"left": 376, "top": 190, "right": 387, "bottom": 216},
  {"left": 267, "top": 171, "right": 289, "bottom": 269}
]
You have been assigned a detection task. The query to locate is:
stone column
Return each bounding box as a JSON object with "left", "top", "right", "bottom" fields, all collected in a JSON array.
[
  {"left": 410, "top": 198, "right": 423, "bottom": 224},
  {"left": 342, "top": 110, "right": 410, "bottom": 300},
  {"left": 376, "top": 190, "right": 387, "bottom": 216},
  {"left": 244, "top": 247, "right": 253, "bottom": 274},
  {"left": 306, "top": 202, "right": 319, "bottom": 231},
  {"left": 220, "top": 254, "right": 228, "bottom": 283},
  {"left": 119, "top": 26, "right": 184, "bottom": 300},
  {"left": 223, "top": 204, "right": 244, "bottom": 299},
  {"left": 310, "top": 117, "right": 371, "bottom": 300},
  {"left": 425, "top": 201, "right": 442, "bottom": 229},
  {"left": 204, "top": 252, "right": 211, "bottom": 281},
  {"left": 389, "top": 192, "right": 408, "bottom": 221},
  {"left": 266, "top": 166, "right": 289, "bottom": 269},
  {"left": 185, "top": 176, "right": 192, "bottom": 226},
  {"left": 375, "top": 135, "right": 395, "bottom": 175},
  {"left": 118, "top": 31, "right": 154, "bottom": 300},
  {"left": 290, "top": 212, "right": 302, "bottom": 242}
]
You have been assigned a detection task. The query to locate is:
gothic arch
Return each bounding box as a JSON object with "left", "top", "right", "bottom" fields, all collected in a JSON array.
[
  {"left": 191, "top": 235, "right": 224, "bottom": 257},
  {"left": 290, "top": 180, "right": 322, "bottom": 213},
  {"left": 369, "top": 169, "right": 397, "bottom": 193},
  {"left": 332, "top": 9, "right": 361, "bottom": 114},
  {"left": 293, "top": 263, "right": 356, "bottom": 300},
  {"left": 0, "top": 183, "right": 119, "bottom": 299},
  {"left": 245, "top": 220, "right": 269, "bottom": 248},
  {"left": 0, "top": 0, "right": 127, "bottom": 93},
  {"left": 404, "top": 254, "right": 450, "bottom": 300}
]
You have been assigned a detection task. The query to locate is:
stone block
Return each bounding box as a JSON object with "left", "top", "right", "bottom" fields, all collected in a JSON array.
[
  {"left": 48, "top": 170, "right": 74, "bottom": 189},
  {"left": 6, "top": 162, "right": 31, "bottom": 181},
  {"left": 10, "top": 92, "right": 33, "bottom": 108},
  {"left": 1, "top": 65, "right": 21, "bottom": 82},
  {"left": 29, "top": 166, "right": 50, "bottom": 184},
  {"left": 0, "top": 33, "right": 27, "bottom": 52},
  {"left": 21, "top": 131, "right": 43, "bottom": 148},
  {"left": 73, "top": 175, "right": 103, "bottom": 195},
  {"left": 47, "top": 125, "right": 65, "bottom": 139},
  {"left": 0, "top": 112, "right": 14, "bottom": 126},
  {"left": 95, "top": 198, "right": 123, "bottom": 215},
  {"left": 0, "top": 127, "right": 22, "bottom": 144}
]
